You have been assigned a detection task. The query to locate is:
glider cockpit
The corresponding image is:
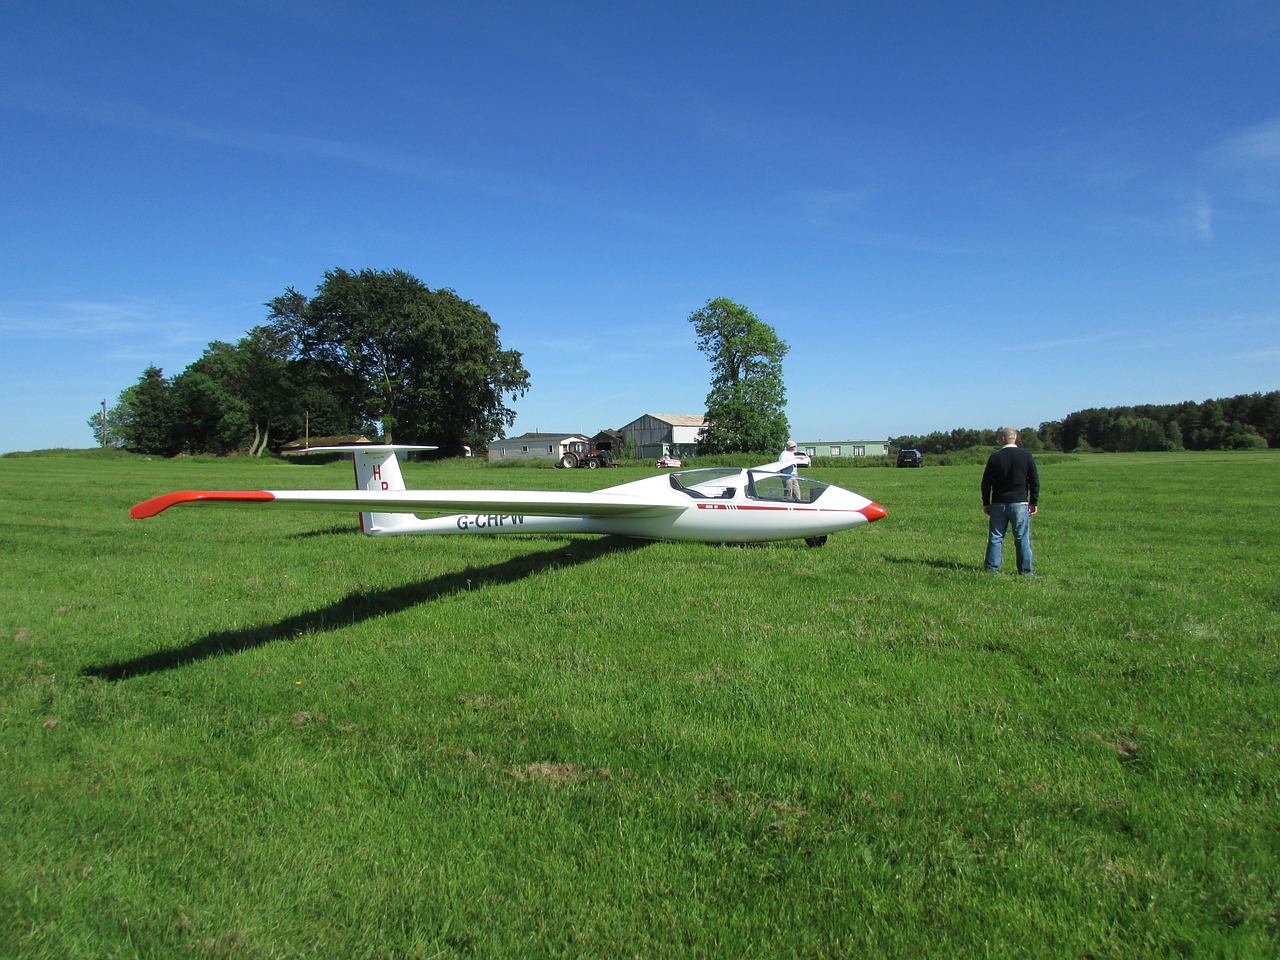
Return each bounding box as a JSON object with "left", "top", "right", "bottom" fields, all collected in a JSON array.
[{"left": 667, "top": 466, "right": 831, "bottom": 505}]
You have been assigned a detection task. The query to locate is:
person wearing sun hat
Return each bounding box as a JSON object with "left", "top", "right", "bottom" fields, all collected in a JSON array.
[{"left": 778, "top": 440, "right": 802, "bottom": 501}]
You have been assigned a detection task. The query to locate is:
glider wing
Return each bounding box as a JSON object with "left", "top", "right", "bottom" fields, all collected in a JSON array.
[{"left": 131, "top": 488, "right": 683, "bottom": 520}]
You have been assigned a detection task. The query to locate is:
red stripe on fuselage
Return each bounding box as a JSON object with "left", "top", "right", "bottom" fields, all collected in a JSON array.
[
  {"left": 732, "top": 504, "right": 819, "bottom": 512},
  {"left": 695, "top": 502, "right": 887, "bottom": 522}
]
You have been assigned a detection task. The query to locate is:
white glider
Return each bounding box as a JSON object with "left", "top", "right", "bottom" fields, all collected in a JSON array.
[{"left": 131, "top": 445, "right": 886, "bottom": 545}]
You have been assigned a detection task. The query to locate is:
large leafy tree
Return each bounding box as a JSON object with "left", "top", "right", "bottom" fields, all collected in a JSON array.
[
  {"left": 166, "top": 328, "right": 364, "bottom": 456},
  {"left": 229, "top": 326, "right": 294, "bottom": 456},
  {"left": 171, "top": 341, "right": 253, "bottom": 455},
  {"left": 170, "top": 329, "right": 299, "bottom": 456},
  {"left": 285, "top": 356, "right": 370, "bottom": 443},
  {"left": 267, "top": 269, "right": 529, "bottom": 452},
  {"left": 689, "top": 298, "right": 790, "bottom": 454}
]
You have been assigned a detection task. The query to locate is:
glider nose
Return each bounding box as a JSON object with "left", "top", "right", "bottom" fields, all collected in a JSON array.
[{"left": 859, "top": 501, "right": 887, "bottom": 523}]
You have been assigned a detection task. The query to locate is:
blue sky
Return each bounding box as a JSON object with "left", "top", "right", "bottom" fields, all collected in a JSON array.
[{"left": 2, "top": 1, "right": 1277, "bottom": 453}]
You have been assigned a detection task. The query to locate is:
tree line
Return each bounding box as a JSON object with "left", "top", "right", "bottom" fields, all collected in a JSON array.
[
  {"left": 892, "top": 391, "right": 1277, "bottom": 454},
  {"left": 92, "top": 284, "right": 795, "bottom": 460},
  {"left": 91, "top": 267, "right": 1273, "bottom": 460},
  {"left": 91, "top": 269, "right": 530, "bottom": 457}
]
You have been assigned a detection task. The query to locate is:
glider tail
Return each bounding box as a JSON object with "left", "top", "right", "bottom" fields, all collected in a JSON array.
[
  {"left": 346, "top": 446, "right": 416, "bottom": 535},
  {"left": 303, "top": 444, "right": 436, "bottom": 535}
]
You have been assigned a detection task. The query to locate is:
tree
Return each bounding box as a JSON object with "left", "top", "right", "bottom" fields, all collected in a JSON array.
[
  {"left": 1061, "top": 407, "right": 1115, "bottom": 452},
  {"left": 86, "top": 402, "right": 127, "bottom": 448},
  {"left": 228, "top": 326, "right": 296, "bottom": 456},
  {"left": 286, "top": 356, "right": 370, "bottom": 443},
  {"left": 173, "top": 334, "right": 367, "bottom": 455},
  {"left": 171, "top": 369, "right": 243, "bottom": 454},
  {"left": 1190, "top": 399, "right": 1228, "bottom": 450},
  {"left": 113, "top": 366, "right": 180, "bottom": 456},
  {"left": 1107, "top": 416, "right": 1167, "bottom": 451},
  {"left": 689, "top": 298, "right": 790, "bottom": 454},
  {"left": 171, "top": 342, "right": 252, "bottom": 455},
  {"left": 1223, "top": 421, "right": 1267, "bottom": 450},
  {"left": 1038, "top": 420, "right": 1064, "bottom": 452},
  {"left": 1017, "top": 426, "right": 1044, "bottom": 452},
  {"left": 1228, "top": 391, "right": 1280, "bottom": 447},
  {"left": 268, "top": 269, "right": 529, "bottom": 452}
]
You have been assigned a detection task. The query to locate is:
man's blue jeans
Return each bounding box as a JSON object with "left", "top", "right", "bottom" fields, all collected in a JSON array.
[{"left": 986, "top": 502, "right": 1033, "bottom": 575}]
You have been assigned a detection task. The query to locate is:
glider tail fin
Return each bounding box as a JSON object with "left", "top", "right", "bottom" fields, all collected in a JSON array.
[
  {"left": 349, "top": 446, "right": 408, "bottom": 493},
  {"left": 300, "top": 444, "right": 436, "bottom": 535},
  {"left": 346, "top": 446, "right": 417, "bottom": 535}
]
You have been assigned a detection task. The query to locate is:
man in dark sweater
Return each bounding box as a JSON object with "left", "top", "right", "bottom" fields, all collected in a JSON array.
[{"left": 981, "top": 427, "right": 1040, "bottom": 575}]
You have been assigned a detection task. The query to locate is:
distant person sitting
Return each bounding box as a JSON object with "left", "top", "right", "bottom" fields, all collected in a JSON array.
[
  {"left": 778, "top": 440, "right": 802, "bottom": 501},
  {"left": 981, "top": 427, "right": 1040, "bottom": 575}
]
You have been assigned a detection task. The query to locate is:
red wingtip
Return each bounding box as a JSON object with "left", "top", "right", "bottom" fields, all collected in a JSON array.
[
  {"left": 860, "top": 502, "right": 887, "bottom": 523},
  {"left": 130, "top": 490, "right": 275, "bottom": 518}
]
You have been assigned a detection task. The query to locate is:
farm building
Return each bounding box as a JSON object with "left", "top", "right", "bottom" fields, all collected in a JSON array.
[
  {"left": 279, "top": 435, "right": 372, "bottom": 456},
  {"left": 590, "top": 429, "right": 625, "bottom": 453},
  {"left": 487, "top": 422, "right": 887, "bottom": 463},
  {"left": 488, "top": 432, "right": 589, "bottom": 461},
  {"left": 795, "top": 439, "right": 890, "bottom": 458},
  {"left": 620, "top": 414, "right": 707, "bottom": 459}
]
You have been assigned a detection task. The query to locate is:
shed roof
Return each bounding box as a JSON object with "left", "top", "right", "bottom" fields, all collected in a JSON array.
[
  {"left": 499, "top": 432, "right": 589, "bottom": 442},
  {"left": 280, "top": 435, "right": 372, "bottom": 455},
  {"left": 643, "top": 414, "right": 707, "bottom": 427}
]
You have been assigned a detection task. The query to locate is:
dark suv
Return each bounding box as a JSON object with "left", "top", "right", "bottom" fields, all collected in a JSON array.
[{"left": 896, "top": 448, "right": 924, "bottom": 468}]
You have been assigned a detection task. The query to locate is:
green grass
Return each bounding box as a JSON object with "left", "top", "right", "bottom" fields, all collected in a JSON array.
[{"left": 2, "top": 451, "right": 1277, "bottom": 958}]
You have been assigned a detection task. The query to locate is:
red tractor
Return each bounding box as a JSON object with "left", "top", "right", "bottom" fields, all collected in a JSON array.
[{"left": 560, "top": 444, "right": 615, "bottom": 469}]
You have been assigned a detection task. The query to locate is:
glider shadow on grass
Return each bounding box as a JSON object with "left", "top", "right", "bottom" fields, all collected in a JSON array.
[{"left": 85, "top": 536, "right": 648, "bottom": 681}]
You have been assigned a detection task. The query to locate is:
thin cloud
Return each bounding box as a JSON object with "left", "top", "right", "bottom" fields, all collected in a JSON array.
[
  {"left": 1191, "top": 190, "right": 1214, "bottom": 241},
  {"left": 1220, "top": 117, "right": 1280, "bottom": 165},
  {"left": 1, "top": 80, "right": 467, "bottom": 181},
  {"left": 1027, "top": 331, "right": 1123, "bottom": 351},
  {"left": 1, "top": 79, "right": 684, "bottom": 231},
  {"left": 786, "top": 188, "right": 874, "bottom": 227},
  {"left": 0, "top": 298, "right": 210, "bottom": 345},
  {"left": 533, "top": 337, "right": 597, "bottom": 354},
  {"left": 1210, "top": 116, "right": 1280, "bottom": 206},
  {"left": 1229, "top": 346, "right": 1280, "bottom": 362}
]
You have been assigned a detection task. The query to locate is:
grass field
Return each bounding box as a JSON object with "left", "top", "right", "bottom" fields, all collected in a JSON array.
[{"left": 2, "top": 450, "right": 1277, "bottom": 958}]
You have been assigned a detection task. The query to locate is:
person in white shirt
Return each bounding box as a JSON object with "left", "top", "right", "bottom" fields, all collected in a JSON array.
[{"left": 778, "top": 440, "right": 802, "bottom": 501}]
